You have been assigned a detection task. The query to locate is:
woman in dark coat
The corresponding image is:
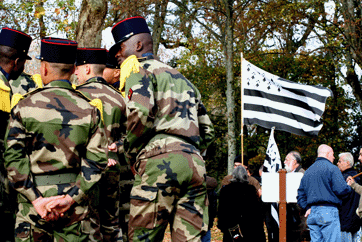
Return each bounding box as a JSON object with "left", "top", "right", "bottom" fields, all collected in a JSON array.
[{"left": 217, "top": 166, "right": 266, "bottom": 242}]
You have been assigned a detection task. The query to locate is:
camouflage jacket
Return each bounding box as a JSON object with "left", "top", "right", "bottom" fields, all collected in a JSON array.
[
  {"left": 4, "top": 80, "right": 108, "bottom": 207},
  {"left": 76, "top": 77, "right": 127, "bottom": 156},
  {"left": 0, "top": 71, "right": 40, "bottom": 140},
  {"left": 123, "top": 54, "right": 215, "bottom": 165},
  {"left": 9, "top": 72, "right": 39, "bottom": 96}
]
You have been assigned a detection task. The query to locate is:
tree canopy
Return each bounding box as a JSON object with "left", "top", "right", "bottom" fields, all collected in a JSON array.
[{"left": 1, "top": 0, "right": 362, "bottom": 182}]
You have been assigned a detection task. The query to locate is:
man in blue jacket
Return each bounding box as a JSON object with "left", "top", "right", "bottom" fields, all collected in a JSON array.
[{"left": 297, "top": 144, "right": 352, "bottom": 242}]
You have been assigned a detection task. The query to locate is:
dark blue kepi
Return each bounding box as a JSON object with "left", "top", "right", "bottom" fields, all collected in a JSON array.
[
  {"left": 75, "top": 48, "right": 107, "bottom": 66},
  {"left": 37, "top": 37, "right": 78, "bottom": 64},
  {"left": 0, "top": 27, "right": 32, "bottom": 60},
  {"left": 106, "top": 50, "right": 120, "bottom": 69},
  {"left": 109, "top": 16, "right": 150, "bottom": 57}
]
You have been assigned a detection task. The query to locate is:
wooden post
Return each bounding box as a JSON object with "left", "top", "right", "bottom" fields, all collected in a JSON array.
[{"left": 279, "top": 169, "right": 287, "bottom": 242}]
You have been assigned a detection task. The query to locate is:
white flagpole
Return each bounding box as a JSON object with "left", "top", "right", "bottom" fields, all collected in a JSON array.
[{"left": 241, "top": 52, "right": 244, "bottom": 165}]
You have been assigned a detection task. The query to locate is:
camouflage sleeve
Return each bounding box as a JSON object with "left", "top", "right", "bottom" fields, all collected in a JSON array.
[
  {"left": 124, "top": 69, "right": 155, "bottom": 166},
  {"left": 197, "top": 100, "right": 215, "bottom": 152},
  {"left": 68, "top": 108, "right": 108, "bottom": 204},
  {"left": 4, "top": 105, "right": 42, "bottom": 202}
]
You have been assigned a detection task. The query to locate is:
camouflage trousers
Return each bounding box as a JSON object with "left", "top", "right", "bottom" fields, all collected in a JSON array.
[
  {"left": 87, "top": 156, "right": 134, "bottom": 242},
  {"left": 14, "top": 201, "right": 89, "bottom": 242},
  {"left": 87, "top": 164, "right": 123, "bottom": 242},
  {"left": 129, "top": 150, "right": 208, "bottom": 242}
]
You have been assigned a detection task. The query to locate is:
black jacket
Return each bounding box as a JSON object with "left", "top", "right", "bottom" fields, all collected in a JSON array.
[
  {"left": 340, "top": 168, "right": 362, "bottom": 233},
  {"left": 217, "top": 182, "right": 265, "bottom": 242}
]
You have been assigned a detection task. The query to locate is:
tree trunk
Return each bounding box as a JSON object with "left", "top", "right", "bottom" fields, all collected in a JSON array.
[
  {"left": 152, "top": 0, "right": 169, "bottom": 55},
  {"left": 75, "top": 0, "right": 108, "bottom": 47},
  {"left": 223, "top": 0, "right": 237, "bottom": 175}
]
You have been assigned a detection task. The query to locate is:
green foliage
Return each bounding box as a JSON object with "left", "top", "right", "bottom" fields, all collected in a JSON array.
[{"left": 0, "top": 0, "right": 77, "bottom": 38}]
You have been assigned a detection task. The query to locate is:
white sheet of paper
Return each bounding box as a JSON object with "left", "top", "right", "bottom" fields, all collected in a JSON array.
[{"left": 261, "top": 172, "right": 303, "bottom": 203}]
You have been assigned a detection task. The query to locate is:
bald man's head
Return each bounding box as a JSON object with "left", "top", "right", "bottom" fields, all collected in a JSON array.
[{"left": 317, "top": 144, "right": 334, "bottom": 163}]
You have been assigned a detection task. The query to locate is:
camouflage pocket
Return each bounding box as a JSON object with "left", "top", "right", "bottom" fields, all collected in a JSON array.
[{"left": 130, "top": 185, "right": 158, "bottom": 229}]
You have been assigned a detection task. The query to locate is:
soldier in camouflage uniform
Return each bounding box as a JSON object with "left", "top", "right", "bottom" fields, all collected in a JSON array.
[
  {"left": 103, "top": 51, "right": 121, "bottom": 90},
  {"left": 74, "top": 47, "right": 127, "bottom": 242},
  {"left": 103, "top": 50, "right": 134, "bottom": 242},
  {"left": 4, "top": 37, "right": 108, "bottom": 242},
  {"left": 0, "top": 27, "right": 33, "bottom": 242},
  {"left": 110, "top": 16, "right": 215, "bottom": 242}
]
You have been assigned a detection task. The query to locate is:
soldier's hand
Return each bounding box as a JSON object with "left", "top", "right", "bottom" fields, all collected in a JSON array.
[
  {"left": 46, "top": 194, "right": 75, "bottom": 217},
  {"left": 32, "top": 195, "right": 65, "bottom": 219},
  {"left": 108, "top": 143, "right": 118, "bottom": 152},
  {"left": 108, "top": 158, "right": 117, "bottom": 166}
]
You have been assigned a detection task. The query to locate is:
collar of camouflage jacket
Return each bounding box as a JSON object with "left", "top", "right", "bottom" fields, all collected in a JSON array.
[
  {"left": 44, "top": 79, "right": 73, "bottom": 89},
  {"left": 0, "top": 65, "right": 10, "bottom": 81},
  {"left": 86, "top": 76, "right": 108, "bottom": 85},
  {"left": 139, "top": 53, "right": 155, "bottom": 62}
]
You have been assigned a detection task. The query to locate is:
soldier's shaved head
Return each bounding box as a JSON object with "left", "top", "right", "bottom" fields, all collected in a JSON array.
[{"left": 41, "top": 61, "right": 75, "bottom": 85}]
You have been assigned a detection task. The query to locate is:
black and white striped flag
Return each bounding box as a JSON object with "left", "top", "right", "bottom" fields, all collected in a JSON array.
[
  {"left": 242, "top": 59, "right": 332, "bottom": 136},
  {"left": 263, "top": 128, "right": 282, "bottom": 173},
  {"left": 263, "top": 128, "right": 281, "bottom": 234}
]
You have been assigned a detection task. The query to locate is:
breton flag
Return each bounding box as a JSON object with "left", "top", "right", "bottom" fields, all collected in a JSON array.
[
  {"left": 242, "top": 59, "right": 332, "bottom": 136},
  {"left": 264, "top": 128, "right": 282, "bottom": 231},
  {"left": 263, "top": 127, "right": 282, "bottom": 173}
]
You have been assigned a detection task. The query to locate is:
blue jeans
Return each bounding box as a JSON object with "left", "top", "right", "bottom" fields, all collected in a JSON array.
[
  {"left": 341, "top": 227, "right": 362, "bottom": 242},
  {"left": 201, "top": 230, "right": 211, "bottom": 242},
  {"left": 307, "top": 206, "right": 341, "bottom": 242}
]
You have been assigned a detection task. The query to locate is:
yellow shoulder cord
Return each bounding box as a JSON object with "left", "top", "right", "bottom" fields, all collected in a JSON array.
[
  {"left": 89, "top": 98, "right": 104, "bottom": 122},
  {"left": 10, "top": 93, "right": 24, "bottom": 109},
  {"left": 0, "top": 81, "right": 11, "bottom": 113},
  {"left": 31, "top": 74, "right": 43, "bottom": 88},
  {"left": 119, "top": 55, "right": 141, "bottom": 98}
]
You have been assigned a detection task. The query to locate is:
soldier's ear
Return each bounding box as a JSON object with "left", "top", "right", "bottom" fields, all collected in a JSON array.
[
  {"left": 70, "top": 65, "right": 75, "bottom": 75},
  {"left": 41, "top": 61, "right": 48, "bottom": 77},
  {"left": 85, "top": 64, "right": 91, "bottom": 75},
  {"left": 136, "top": 40, "right": 143, "bottom": 52},
  {"left": 114, "top": 69, "right": 120, "bottom": 79}
]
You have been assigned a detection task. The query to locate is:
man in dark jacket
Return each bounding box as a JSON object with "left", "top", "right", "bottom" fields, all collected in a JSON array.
[
  {"left": 337, "top": 152, "right": 362, "bottom": 241},
  {"left": 297, "top": 144, "right": 352, "bottom": 242},
  {"left": 284, "top": 151, "right": 309, "bottom": 242}
]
